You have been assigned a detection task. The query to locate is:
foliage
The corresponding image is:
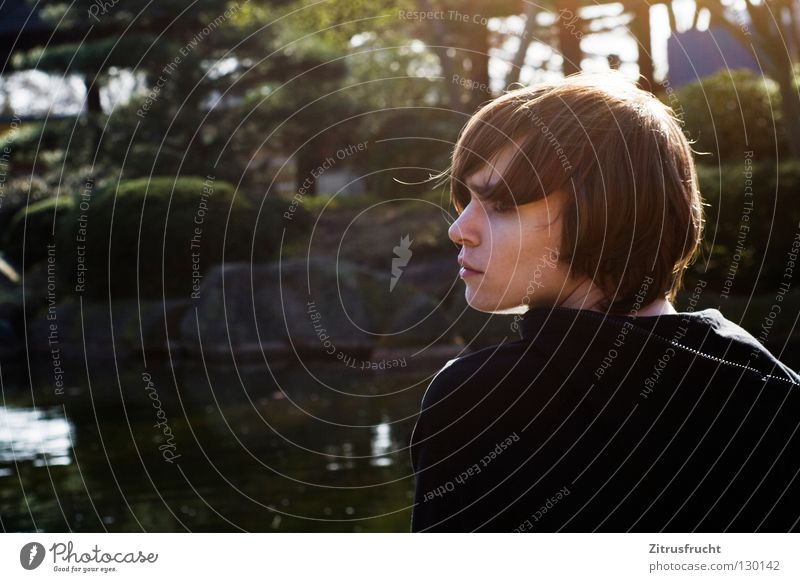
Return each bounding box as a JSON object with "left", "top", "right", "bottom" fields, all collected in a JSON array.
[
  {"left": 668, "top": 69, "right": 787, "bottom": 163},
  {"left": 359, "top": 107, "right": 461, "bottom": 195},
  {"left": 53, "top": 176, "right": 310, "bottom": 300},
  {"left": 13, "top": 35, "right": 172, "bottom": 74},
  {"left": 692, "top": 160, "right": 800, "bottom": 295},
  {"left": 0, "top": 175, "right": 52, "bottom": 235},
  {"left": 2, "top": 196, "right": 73, "bottom": 269},
  {"left": 0, "top": 118, "right": 99, "bottom": 175}
]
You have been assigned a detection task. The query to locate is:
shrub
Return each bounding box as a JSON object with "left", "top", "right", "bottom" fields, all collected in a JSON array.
[
  {"left": 668, "top": 69, "right": 787, "bottom": 163},
  {"left": 0, "top": 176, "right": 52, "bottom": 236},
  {"left": 55, "top": 176, "right": 311, "bottom": 300},
  {"left": 0, "top": 118, "right": 97, "bottom": 174},
  {"left": 691, "top": 160, "right": 800, "bottom": 296},
  {"left": 2, "top": 196, "right": 74, "bottom": 270},
  {"left": 360, "top": 108, "right": 462, "bottom": 195}
]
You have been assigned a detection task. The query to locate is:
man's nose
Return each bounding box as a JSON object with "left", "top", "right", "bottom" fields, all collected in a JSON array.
[{"left": 448, "top": 201, "right": 481, "bottom": 247}]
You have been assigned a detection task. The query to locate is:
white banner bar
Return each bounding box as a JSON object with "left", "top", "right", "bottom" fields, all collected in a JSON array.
[{"left": 1, "top": 533, "right": 798, "bottom": 580}]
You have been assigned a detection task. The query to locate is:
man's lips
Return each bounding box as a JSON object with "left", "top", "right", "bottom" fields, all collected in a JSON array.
[{"left": 458, "top": 257, "right": 483, "bottom": 277}]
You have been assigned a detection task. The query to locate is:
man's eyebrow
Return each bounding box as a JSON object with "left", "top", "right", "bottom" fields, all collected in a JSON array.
[{"left": 465, "top": 180, "right": 494, "bottom": 194}]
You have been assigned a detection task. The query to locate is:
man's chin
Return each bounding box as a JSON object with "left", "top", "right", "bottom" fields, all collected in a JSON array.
[
  {"left": 464, "top": 290, "right": 492, "bottom": 313},
  {"left": 464, "top": 290, "right": 528, "bottom": 315}
]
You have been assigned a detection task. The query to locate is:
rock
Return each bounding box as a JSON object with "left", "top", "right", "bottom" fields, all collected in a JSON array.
[
  {"left": 28, "top": 300, "right": 134, "bottom": 360},
  {"left": 376, "top": 292, "right": 457, "bottom": 349},
  {"left": 27, "top": 299, "right": 193, "bottom": 360},
  {"left": 444, "top": 289, "right": 520, "bottom": 348},
  {"left": 181, "top": 258, "right": 376, "bottom": 362},
  {"left": 391, "top": 252, "right": 459, "bottom": 299},
  {"left": 182, "top": 257, "right": 460, "bottom": 361}
]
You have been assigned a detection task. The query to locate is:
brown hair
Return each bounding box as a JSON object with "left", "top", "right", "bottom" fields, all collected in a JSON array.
[{"left": 447, "top": 72, "right": 705, "bottom": 314}]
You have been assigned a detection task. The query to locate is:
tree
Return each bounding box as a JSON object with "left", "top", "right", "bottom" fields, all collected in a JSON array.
[
  {"left": 11, "top": 0, "right": 241, "bottom": 151},
  {"left": 694, "top": 0, "right": 800, "bottom": 158}
]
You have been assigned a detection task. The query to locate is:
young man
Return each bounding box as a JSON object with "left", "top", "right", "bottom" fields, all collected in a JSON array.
[{"left": 410, "top": 72, "right": 800, "bottom": 532}]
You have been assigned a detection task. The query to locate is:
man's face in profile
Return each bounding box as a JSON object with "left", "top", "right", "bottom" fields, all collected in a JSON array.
[{"left": 448, "top": 143, "right": 576, "bottom": 314}]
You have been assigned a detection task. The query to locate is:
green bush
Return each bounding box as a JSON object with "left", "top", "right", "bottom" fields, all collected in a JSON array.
[
  {"left": 360, "top": 108, "right": 461, "bottom": 196},
  {"left": 691, "top": 160, "right": 800, "bottom": 295},
  {"left": 55, "top": 176, "right": 311, "bottom": 300},
  {"left": 0, "top": 118, "right": 97, "bottom": 174},
  {"left": 2, "top": 196, "right": 74, "bottom": 269},
  {"left": 0, "top": 176, "right": 52, "bottom": 236},
  {"left": 668, "top": 69, "right": 787, "bottom": 163}
]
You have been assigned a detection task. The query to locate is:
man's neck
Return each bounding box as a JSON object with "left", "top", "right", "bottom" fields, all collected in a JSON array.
[
  {"left": 636, "top": 298, "right": 678, "bottom": 316},
  {"left": 559, "top": 278, "right": 676, "bottom": 316}
]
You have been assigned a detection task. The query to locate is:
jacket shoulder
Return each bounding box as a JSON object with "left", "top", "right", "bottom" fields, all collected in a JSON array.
[
  {"left": 419, "top": 339, "right": 545, "bottom": 408},
  {"left": 411, "top": 338, "right": 551, "bottom": 455}
]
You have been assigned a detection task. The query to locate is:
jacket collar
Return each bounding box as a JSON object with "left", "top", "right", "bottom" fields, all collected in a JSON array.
[
  {"left": 517, "top": 305, "right": 701, "bottom": 340},
  {"left": 518, "top": 306, "right": 589, "bottom": 340}
]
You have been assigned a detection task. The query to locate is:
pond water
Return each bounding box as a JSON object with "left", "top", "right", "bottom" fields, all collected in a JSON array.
[
  {"left": 4, "top": 334, "right": 797, "bottom": 533},
  {"left": 0, "top": 353, "right": 443, "bottom": 532}
]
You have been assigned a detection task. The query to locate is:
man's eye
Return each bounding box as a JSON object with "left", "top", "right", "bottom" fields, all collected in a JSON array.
[{"left": 492, "top": 202, "right": 513, "bottom": 214}]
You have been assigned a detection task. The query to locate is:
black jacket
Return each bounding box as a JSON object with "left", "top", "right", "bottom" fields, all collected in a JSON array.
[{"left": 410, "top": 306, "right": 800, "bottom": 532}]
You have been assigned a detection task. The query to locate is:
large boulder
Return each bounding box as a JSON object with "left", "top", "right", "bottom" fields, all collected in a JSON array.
[
  {"left": 181, "top": 258, "right": 375, "bottom": 362},
  {"left": 27, "top": 298, "right": 192, "bottom": 361},
  {"left": 444, "top": 289, "right": 520, "bottom": 348},
  {"left": 181, "top": 257, "right": 460, "bottom": 361}
]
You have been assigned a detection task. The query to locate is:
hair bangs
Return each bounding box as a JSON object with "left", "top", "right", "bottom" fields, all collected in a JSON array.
[{"left": 449, "top": 97, "right": 575, "bottom": 214}]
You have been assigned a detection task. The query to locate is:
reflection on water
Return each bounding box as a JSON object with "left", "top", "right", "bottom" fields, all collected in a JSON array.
[
  {"left": 324, "top": 442, "right": 355, "bottom": 472},
  {"left": 370, "top": 418, "right": 394, "bottom": 467},
  {"left": 0, "top": 406, "right": 74, "bottom": 468},
  {"left": 0, "top": 355, "right": 441, "bottom": 532},
  {"left": 323, "top": 418, "right": 395, "bottom": 472}
]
